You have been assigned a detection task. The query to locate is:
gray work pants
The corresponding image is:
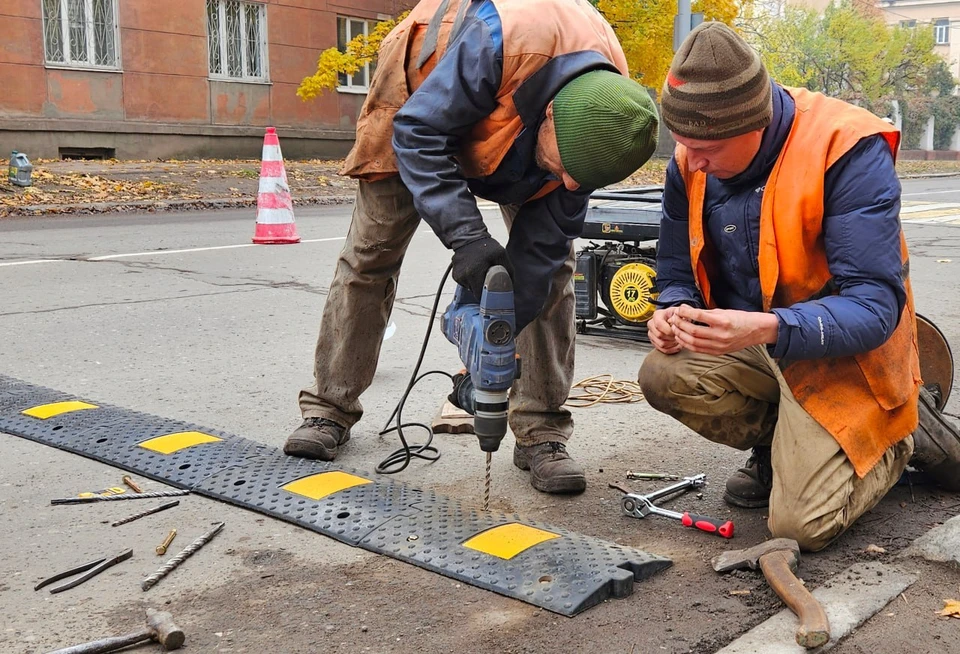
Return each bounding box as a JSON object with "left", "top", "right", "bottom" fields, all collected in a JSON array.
[{"left": 298, "top": 175, "right": 577, "bottom": 446}]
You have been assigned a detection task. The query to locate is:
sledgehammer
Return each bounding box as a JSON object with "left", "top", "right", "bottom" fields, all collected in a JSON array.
[
  {"left": 712, "top": 538, "right": 830, "bottom": 649},
  {"left": 47, "top": 608, "right": 185, "bottom": 653}
]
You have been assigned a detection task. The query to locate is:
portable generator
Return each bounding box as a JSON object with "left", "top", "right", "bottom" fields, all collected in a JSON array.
[{"left": 575, "top": 186, "right": 664, "bottom": 342}]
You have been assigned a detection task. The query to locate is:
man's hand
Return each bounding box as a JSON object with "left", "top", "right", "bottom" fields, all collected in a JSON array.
[
  {"left": 451, "top": 237, "right": 513, "bottom": 300},
  {"left": 648, "top": 306, "right": 684, "bottom": 354},
  {"left": 669, "top": 305, "right": 779, "bottom": 356}
]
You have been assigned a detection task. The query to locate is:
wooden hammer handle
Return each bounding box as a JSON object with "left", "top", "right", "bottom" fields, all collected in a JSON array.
[{"left": 759, "top": 550, "right": 830, "bottom": 649}]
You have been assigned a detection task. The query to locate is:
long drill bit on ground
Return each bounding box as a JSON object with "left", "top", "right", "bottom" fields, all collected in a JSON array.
[
  {"left": 141, "top": 522, "right": 225, "bottom": 591},
  {"left": 111, "top": 500, "right": 180, "bottom": 527},
  {"left": 483, "top": 452, "right": 492, "bottom": 511},
  {"left": 51, "top": 490, "right": 190, "bottom": 505}
]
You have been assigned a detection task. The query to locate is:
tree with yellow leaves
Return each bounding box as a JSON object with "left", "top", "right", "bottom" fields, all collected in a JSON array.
[
  {"left": 597, "top": 0, "right": 742, "bottom": 94},
  {"left": 297, "top": 13, "right": 408, "bottom": 100},
  {"left": 297, "top": 2, "right": 743, "bottom": 101}
]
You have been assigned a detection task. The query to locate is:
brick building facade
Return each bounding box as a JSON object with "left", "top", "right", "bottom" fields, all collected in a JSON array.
[{"left": 0, "top": 0, "right": 410, "bottom": 160}]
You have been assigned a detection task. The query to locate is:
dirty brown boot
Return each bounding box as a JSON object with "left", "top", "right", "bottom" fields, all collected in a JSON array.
[
  {"left": 513, "top": 442, "right": 586, "bottom": 494},
  {"left": 283, "top": 417, "right": 350, "bottom": 461},
  {"left": 910, "top": 386, "right": 960, "bottom": 491},
  {"left": 723, "top": 446, "right": 773, "bottom": 508}
]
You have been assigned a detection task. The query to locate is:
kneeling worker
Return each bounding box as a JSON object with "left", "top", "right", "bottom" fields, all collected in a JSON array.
[{"left": 638, "top": 22, "right": 960, "bottom": 551}]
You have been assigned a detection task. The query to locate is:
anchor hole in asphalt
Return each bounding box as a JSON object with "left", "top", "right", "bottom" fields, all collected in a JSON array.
[
  {"left": 233, "top": 479, "right": 246, "bottom": 487},
  {"left": 538, "top": 575, "right": 553, "bottom": 584},
  {"left": 52, "top": 426, "right": 63, "bottom": 431},
  {"left": 179, "top": 464, "right": 191, "bottom": 470},
  {"left": 337, "top": 511, "right": 350, "bottom": 519},
  {"left": 95, "top": 438, "right": 107, "bottom": 443}
]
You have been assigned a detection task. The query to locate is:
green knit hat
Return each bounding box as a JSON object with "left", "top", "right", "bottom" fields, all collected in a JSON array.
[{"left": 553, "top": 71, "right": 659, "bottom": 190}]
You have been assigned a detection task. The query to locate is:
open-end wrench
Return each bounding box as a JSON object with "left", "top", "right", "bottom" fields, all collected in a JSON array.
[
  {"left": 614, "top": 474, "right": 704, "bottom": 511},
  {"left": 639, "top": 473, "right": 706, "bottom": 502},
  {"left": 620, "top": 474, "right": 734, "bottom": 538}
]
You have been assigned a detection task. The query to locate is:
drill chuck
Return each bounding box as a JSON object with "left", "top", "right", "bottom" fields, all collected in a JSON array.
[{"left": 472, "top": 389, "right": 509, "bottom": 453}]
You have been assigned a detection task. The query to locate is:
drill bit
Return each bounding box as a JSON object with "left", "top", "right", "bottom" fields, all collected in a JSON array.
[
  {"left": 52, "top": 489, "right": 190, "bottom": 505},
  {"left": 483, "top": 452, "right": 492, "bottom": 511},
  {"left": 141, "top": 522, "right": 224, "bottom": 591},
  {"left": 110, "top": 500, "right": 180, "bottom": 527}
]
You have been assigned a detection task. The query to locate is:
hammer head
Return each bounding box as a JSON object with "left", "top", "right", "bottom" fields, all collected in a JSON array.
[
  {"left": 146, "top": 608, "right": 185, "bottom": 651},
  {"left": 712, "top": 538, "right": 800, "bottom": 573}
]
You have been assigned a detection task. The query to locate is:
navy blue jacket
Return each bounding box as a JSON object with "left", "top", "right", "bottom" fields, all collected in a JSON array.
[
  {"left": 392, "top": 0, "right": 612, "bottom": 330},
  {"left": 658, "top": 83, "right": 906, "bottom": 360}
]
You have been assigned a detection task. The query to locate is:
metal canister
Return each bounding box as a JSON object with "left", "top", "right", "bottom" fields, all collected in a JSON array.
[{"left": 8, "top": 151, "right": 33, "bottom": 187}]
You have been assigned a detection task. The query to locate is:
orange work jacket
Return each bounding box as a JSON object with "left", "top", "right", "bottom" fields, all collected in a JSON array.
[
  {"left": 677, "top": 87, "right": 921, "bottom": 478},
  {"left": 341, "top": 0, "right": 628, "bottom": 194}
]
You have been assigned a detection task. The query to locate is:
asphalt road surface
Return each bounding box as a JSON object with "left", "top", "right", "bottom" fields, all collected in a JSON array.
[{"left": 1, "top": 177, "right": 959, "bottom": 653}]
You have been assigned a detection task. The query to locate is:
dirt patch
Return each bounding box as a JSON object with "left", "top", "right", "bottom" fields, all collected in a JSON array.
[{"left": 831, "top": 559, "right": 960, "bottom": 653}]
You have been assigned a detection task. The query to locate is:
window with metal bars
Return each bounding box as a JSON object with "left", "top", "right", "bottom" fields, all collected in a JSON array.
[
  {"left": 206, "top": 0, "right": 268, "bottom": 81},
  {"left": 41, "top": 0, "right": 119, "bottom": 69},
  {"left": 337, "top": 16, "right": 376, "bottom": 92}
]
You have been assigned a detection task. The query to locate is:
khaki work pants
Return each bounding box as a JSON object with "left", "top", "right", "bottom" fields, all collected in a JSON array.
[
  {"left": 638, "top": 345, "right": 913, "bottom": 551},
  {"left": 298, "top": 175, "right": 577, "bottom": 446}
]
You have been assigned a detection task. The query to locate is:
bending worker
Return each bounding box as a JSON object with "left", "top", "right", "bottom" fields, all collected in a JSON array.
[
  {"left": 639, "top": 22, "right": 960, "bottom": 550},
  {"left": 285, "top": 0, "right": 659, "bottom": 494}
]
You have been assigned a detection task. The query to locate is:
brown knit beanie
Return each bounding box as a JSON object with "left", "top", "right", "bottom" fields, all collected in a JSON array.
[{"left": 660, "top": 22, "right": 772, "bottom": 140}]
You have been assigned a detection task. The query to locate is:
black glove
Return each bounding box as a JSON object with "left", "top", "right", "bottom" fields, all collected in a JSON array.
[{"left": 451, "top": 237, "right": 513, "bottom": 300}]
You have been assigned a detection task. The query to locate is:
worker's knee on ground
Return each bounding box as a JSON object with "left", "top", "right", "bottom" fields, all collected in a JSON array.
[
  {"left": 768, "top": 511, "right": 842, "bottom": 553},
  {"left": 638, "top": 351, "right": 689, "bottom": 413}
]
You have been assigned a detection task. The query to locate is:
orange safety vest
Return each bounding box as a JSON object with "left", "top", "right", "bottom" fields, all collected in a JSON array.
[
  {"left": 677, "top": 87, "right": 921, "bottom": 478},
  {"left": 341, "top": 0, "right": 628, "bottom": 197}
]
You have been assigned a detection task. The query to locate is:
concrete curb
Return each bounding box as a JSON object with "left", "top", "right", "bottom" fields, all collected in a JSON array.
[
  {"left": 900, "top": 514, "right": 960, "bottom": 564},
  {"left": 1, "top": 172, "right": 956, "bottom": 217},
  {"left": 0, "top": 194, "right": 355, "bottom": 218},
  {"left": 714, "top": 562, "right": 916, "bottom": 654}
]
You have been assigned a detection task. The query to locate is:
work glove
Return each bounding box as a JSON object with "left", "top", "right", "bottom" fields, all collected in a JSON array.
[{"left": 451, "top": 236, "right": 514, "bottom": 301}]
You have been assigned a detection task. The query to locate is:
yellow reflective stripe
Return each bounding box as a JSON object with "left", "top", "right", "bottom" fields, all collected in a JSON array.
[
  {"left": 282, "top": 471, "right": 372, "bottom": 500},
  {"left": 462, "top": 523, "right": 560, "bottom": 560},
  {"left": 22, "top": 401, "right": 99, "bottom": 419},
  {"left": 139, "top": 431, "right": 222, "bottom": 454}
]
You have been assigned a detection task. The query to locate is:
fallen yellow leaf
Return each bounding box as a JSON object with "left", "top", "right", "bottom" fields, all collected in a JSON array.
[{"left": 939, "top": 599, "right": 960, "bottom": 618}]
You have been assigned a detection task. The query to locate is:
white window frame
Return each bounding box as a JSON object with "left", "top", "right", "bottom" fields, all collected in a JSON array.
[
  {"left": 935, "top": 19, "right": 950, "bottom": 45},
  {"left": 206, "top": 0, "right": 269, "bottom": 83},
  {"left": 900, "top": 19, "right": 916, "bottom": 29},
  {"left": 337, "top": 16, "right": 375, "bottom": 94},
  {"left": 41, "top": 0, "right": 120, "bottom": 70}
]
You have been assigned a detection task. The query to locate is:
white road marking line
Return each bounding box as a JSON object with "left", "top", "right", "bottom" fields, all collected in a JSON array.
[
  {"left": 0, "top": 259, "right": 63, "bottom": 267},
  {"left": 2, "top": 232, "right": 438, "bottom": 268},
  {"left": 900, "top": 202, "right": 960, "bottom": 214},
  {"left": 87, "top": 236, "right": 346, "bottom": 261},
  {"left": 902, "top": 189, "right": 960, "bottom": 197}
]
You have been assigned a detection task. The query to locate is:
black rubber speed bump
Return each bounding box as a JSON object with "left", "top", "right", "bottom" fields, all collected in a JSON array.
[{"left": 0, "top": 375, "right": 672, "bottom": 616}]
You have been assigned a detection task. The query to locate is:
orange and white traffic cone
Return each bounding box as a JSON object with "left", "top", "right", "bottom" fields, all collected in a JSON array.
[{"left": 252, "top": 127, "right": 300, "bottom": 244}]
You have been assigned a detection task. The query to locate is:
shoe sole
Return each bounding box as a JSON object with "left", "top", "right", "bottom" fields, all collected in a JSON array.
[
  {"left": 283, "top": 431, "right": 350, "bottom": 462},
  {"left": 722, "top": 490, "right": 769, "bottom": 509},
  {"left": 513, "top": 448, "right": 587, "bottom": 494}
]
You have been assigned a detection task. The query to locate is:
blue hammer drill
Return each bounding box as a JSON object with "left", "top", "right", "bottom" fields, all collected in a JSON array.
[{"left": 441, "top": 266, "right": 519, "bottom": 504}]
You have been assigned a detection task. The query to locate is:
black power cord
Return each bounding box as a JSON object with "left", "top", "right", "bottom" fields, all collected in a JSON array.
[{"left": 376, "top": 263, "right": 456, "bottom": 474}]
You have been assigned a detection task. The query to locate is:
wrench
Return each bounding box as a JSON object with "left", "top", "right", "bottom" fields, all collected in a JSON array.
[
  {"left": 616, "top": 474, "right": 704, "bottom": 514},
  {"left": 620, "top": 475, "right": 734, "bottom": 538}
]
